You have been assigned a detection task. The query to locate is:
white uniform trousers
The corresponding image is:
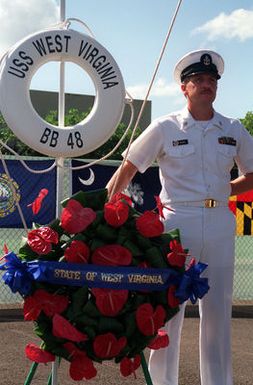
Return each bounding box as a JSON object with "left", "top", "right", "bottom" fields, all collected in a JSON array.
[{"left": 148, "top": 205, "right": 235, "bottom": 385}]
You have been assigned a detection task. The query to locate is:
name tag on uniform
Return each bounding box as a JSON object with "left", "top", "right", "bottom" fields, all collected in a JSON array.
[
  {"left": 218, "top": 137, "right": 237, "bottom": 146},
  {"left": 172, "top": 139, "right": 189, "bottom": 146}
]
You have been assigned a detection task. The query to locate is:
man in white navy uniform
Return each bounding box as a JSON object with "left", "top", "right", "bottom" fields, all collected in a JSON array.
[{"left": 106, "top": 49, "right": 253, "bottom": 385}]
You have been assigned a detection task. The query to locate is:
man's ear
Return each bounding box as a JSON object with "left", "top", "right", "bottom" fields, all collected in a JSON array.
[{"left": 181, "top": 83, "right": 187, "bottom": 97}]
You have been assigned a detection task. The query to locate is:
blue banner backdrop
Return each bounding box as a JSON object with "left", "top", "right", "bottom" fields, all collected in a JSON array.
[
  {"left": 0, "top": 159, "right": 56, "bottom": 228},
  {"left": 71, "top": 160, "right": 161, "bottom": 212}
]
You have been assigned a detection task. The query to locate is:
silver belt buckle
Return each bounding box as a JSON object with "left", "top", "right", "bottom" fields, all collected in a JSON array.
[{"left": 205, "top": 199, "right": 216, "bottom": 208}]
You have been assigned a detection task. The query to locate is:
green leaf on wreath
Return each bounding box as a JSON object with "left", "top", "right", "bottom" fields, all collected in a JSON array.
[
  {"left": 74, "top": 314, "right": 98, "bottom": 328},
  {"left": 122, "top": 240, "right": 142, "bottom": 256},
  {"left": 65, "top": 287, "right": 89, "bottom": 320},
  {"left": 61, "top": 188, "right": 108, "bottom": 211},
  {"left": 123, "top": 313, "right": 137, "bottom": 338},
  {"left": 95, "top": 224, "right": 118, "bottom": 242},
  {"left": 43, "top": 342, "right": 69, "bottom": 360},
  {"left": 145, "top": 247, "right": 168, "bottom": 268},
  {"left": 82, "top": 300, "right": 101, "bottom": 317},
  {"left": 98, "top": 317, "right": 125, "bottom": 334}
]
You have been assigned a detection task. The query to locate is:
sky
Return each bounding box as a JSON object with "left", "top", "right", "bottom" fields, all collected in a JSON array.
[{"left": 0, "top": 0, "right": 253, "bottom": 121}]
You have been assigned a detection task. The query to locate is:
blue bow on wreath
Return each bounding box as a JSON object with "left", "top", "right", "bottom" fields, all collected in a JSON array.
[{"left": 175, "top": 262, "right": 209, "bottom": 304}]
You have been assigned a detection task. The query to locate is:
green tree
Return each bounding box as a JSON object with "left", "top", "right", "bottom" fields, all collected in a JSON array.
[
  {"left": 240, "top": 111, "right": 253, "bottom": 136},
  {"left": 0, "top": 113, "right": 43, "bottom": 156},
  {"left": 0, "top": 108, "right": 141, "bottom": 159}
]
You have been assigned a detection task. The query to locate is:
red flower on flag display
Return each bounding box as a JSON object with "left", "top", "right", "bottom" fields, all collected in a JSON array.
[
  {"left": 91, "top": 244, "right": 132, "bottom": 266},
  {"left": 25, "top": 343, "right": 55, "bottom": 363},
  {"left": 148, "top": 330, "right": 169, "bottom": 350},
  {"left": 5, "top": 189, "right": 202, "bottom": 381},
  {"left": 167, "top": 239, "right": 188, "bottom": 267},
  {"left": 64, "top": 240, "right": 90, "bottom": 263},
  {"left": 27, "top": 227, "right": 58, "bottom": 255},
  {"left": 136, "top": 303, "right": 166, "bottom": 336},
  {"left": 92, "top": 288, "right": 129, "bottom": 316},
  {"left": 120, "top": 355, "right": 141, "bottom": 377},
  {"left": 27, "top": 188, "right": 48, "bottom": 215},
  {"left": 136, "top": 211, "right": 164, "bottom": 237},
  {"left": 61, "top": 199, "right": 96, "bottom": 233},
  {"left": 93, "top": 333, "right": 127, "bottom": 359}
]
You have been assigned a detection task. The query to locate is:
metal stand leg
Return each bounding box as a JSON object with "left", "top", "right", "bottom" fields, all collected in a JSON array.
[
  {"left": 24, "top": 362, "right": 39, "bottom": 385},
  {"left": 140, "top": 351, "right": 154, "bottom": 385}
]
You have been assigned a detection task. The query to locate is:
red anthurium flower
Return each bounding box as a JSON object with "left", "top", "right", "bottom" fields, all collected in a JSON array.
[
  {"left": 52, "top": 314, "right": 88, "bottom": 342},
  {"left": 24, "top": 295, "right": 41, "bottom": 321},
  {"left": 148, "top": 330, "right": 169, "bottom": 350},
  {"left": 27, "top": 227, "right": 58, "bottom": 255},
  {"left": 64, "top": 343, "right": 97, "bottom": 380},
  {"left": 64, "top": 240, "right": 90, "bottom": 264},
  {"left": 0, "top": 243, "right": 8, "bottom": 262},
  {"left": 93, "top": 333, "right": 127, "bottom": 359},
  {"left": 37, "top": 290, "right": 69, "bottom": 317},
  {"left": 61, "top": 199, "right": 96, "bottom": 234},
  {"left": 91, "top": 244, "right": 132, "bottom": 266},
  {"left": 27, "top": 188, "right": 48, "bottom": 215},
  {"left": 138, "top": 261, "right": 151, "bottom": 268},
  {"left": 24, "top": 289, "right": 69, "bottom": 320},
  {"left": 104, "top": 200, "right": 129, "bottom": 227},
  {"left": 3, "top": 243, "right": 8, "bottom": 255},
  {"left": 167, "top": 285, "right": 180, "bottom": 308},
  {"left": 154, "top": 196, "right": 174, "bottom": 219},
  {"left": 136, "top": 303, "right": 166, "bottom": 336},
  {"left": 136, "top": 211, "right": 164, "bottom": 238},
  {"left": 110, "top": 192, "right": 133, "bottom": 206},
  {"left": 69, "top": 355, "right": 97, "bottom": 381},
  {"left": 167, "top": 239, "right": 187, "bottom": 268},
  {"left": 64, "top": 342, "right": 83, "bottom": 359},
  {"left": 36, "top": 227, "right": 58, "bottom": 244},
  {"left": 120, "top": 355, "right": 141, "bottom": 377},
  {"left": 92, "top": 288, "right": 128, "bottom": 316},
  {"left": 25, "top": 343, "right": 55, "bottom": 363}
]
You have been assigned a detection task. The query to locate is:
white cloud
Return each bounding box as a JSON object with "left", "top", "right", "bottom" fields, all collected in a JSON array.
[
  {"left": 127, "top": 77, "right": 181, "bottom": 99},
  {"left": 193, "top": 9, "right": 253, "bottom": 42},
  {"left": 0, "top": 0, "right": 59, "bottom": 55}
]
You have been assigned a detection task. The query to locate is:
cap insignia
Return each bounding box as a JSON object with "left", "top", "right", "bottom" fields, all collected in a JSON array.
[{"left": 201, "top": 54, "right": 212, "bottom": 66}]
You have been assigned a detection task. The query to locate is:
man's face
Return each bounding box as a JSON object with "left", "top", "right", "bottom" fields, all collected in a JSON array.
[{"left": 181, "top": 73, "right": 218, "bottom": 105}]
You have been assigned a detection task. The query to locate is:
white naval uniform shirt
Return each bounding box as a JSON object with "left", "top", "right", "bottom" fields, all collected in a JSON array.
[{"left": 125, "top": 107, "right": 253, "bottom": 204}]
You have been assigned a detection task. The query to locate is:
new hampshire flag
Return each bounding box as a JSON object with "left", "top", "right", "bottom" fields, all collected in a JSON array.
[{"left": 0, "top": 159, "right": 56, "bottom": 228}]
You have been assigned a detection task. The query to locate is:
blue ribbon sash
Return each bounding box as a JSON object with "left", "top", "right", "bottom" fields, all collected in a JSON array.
[{"left": 0, "top": 252, "right": 209, "bottom": 304}]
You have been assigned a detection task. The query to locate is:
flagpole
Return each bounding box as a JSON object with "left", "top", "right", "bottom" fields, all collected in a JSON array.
[
  {"left": 56, "top": 0, "right": 66, "bottom": 218},
  {"left": 52, "top": 1, "right": 66, "bottom": 384}
]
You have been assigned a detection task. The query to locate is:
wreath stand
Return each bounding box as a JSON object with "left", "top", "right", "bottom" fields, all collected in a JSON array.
[{"left": 23, "top": 352, "right": 153, "bottom": 385}]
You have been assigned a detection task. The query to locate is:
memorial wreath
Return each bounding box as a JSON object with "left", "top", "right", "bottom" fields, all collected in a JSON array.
[{"left": 0, "top": 189, "right": 209, "bottom": 381}]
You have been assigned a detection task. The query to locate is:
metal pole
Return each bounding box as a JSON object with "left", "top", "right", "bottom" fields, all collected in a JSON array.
[
  {"left": 56, "top": 0, "right": 66, "bottom": 217},
  {"left": 52, "top": 1, "right": 66, "bottom": 384}
]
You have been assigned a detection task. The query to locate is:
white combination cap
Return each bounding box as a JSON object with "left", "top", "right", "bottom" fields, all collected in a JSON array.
[{"left": 173, "top": 49, "right": 224, "bottom": 84}]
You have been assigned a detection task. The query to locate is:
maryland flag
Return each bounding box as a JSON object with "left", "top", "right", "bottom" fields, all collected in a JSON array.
[{"left": 229, "top": 190, "right": 253, "bottom": 235}]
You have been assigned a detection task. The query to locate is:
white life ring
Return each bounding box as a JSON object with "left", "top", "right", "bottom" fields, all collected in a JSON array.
[{"left": 0, "top": 28, "right": 126, "bottom": 157}]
